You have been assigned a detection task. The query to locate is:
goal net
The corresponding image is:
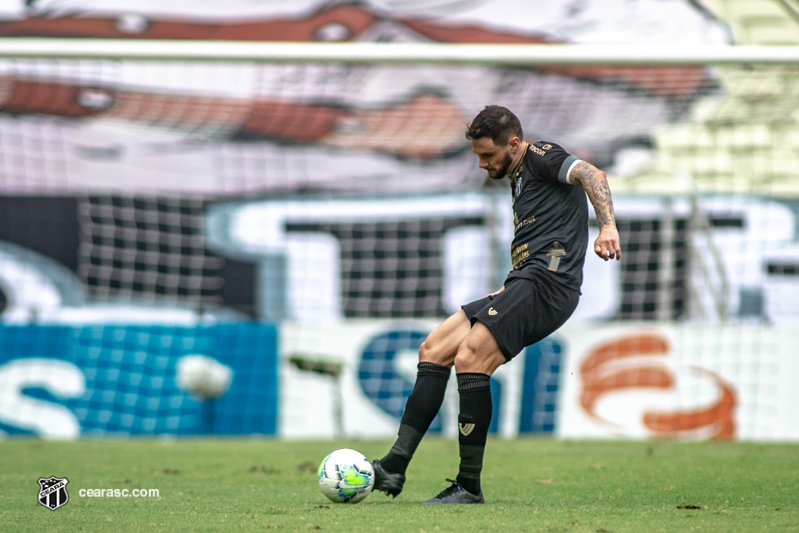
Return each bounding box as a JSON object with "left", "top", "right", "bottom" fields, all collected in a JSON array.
[
  {"left": 0, "top": 40, "right": 797, "bottom": 440},
  {"left": 2, "top": 41, "right": 797, "bottom": 324}
]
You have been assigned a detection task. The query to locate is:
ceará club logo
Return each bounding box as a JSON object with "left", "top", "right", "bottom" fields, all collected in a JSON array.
[{"left": 38, "top": 476, "right": 70, "bottom": 511}]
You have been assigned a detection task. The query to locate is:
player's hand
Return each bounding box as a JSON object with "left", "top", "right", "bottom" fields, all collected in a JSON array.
[
  {"left": 486, "top": 286, "right": 505, "bottom": 297},
  {"left": 594, "top": 224, "right": 621, "bottom": 261}
]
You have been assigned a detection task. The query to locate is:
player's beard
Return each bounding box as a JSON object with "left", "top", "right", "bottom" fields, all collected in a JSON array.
[{"left": 487, "top": 149, "right": 514, "bottom": 180}]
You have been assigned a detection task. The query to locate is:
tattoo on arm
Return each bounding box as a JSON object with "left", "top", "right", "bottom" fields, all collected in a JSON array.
[{"left": 571, "top": 161, "right": 616, "bottom": 227}]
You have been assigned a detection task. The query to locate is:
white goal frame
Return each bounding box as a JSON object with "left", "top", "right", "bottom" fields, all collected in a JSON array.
[{"left": 1, "top": 39, "right": 799, "bottom": 65}]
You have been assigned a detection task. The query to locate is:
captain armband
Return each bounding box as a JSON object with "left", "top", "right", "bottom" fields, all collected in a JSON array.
[{"left": 558, "top": 155, "right": 583, "bottom": 185}]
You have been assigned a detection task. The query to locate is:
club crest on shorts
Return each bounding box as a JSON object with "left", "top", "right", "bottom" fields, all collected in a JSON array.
[{"left": 38, "top": 476, "right": 69, "bottom": 511}]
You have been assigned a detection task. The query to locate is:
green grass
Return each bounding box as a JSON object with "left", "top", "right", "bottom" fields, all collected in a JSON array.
[{"left": 1, "top": 438, "right": 798, "bottom": 532}]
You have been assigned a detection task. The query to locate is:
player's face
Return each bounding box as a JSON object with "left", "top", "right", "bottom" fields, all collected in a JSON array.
[{"left": 471, "top": 137, "right": 514, "bottom": 179}]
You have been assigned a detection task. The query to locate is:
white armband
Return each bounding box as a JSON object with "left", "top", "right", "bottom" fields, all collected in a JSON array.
[{"left": 558, "top": 156, "right": 583, "bottom": 185}]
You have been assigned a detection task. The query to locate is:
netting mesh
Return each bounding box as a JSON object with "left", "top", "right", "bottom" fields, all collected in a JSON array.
[
  {"left": 77, "top": 196, "right": 224, "bottom": 306},
  {"left": 0, "top": 43, "right": 796, "bottom": 440},
  {"left": 0, "top": 56, "right": 796, "bottom": 323}
]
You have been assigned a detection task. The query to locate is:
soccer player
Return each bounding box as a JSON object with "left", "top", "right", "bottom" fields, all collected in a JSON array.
[{"left": 371, "top": 105, "right": 622, "bottom": 504}]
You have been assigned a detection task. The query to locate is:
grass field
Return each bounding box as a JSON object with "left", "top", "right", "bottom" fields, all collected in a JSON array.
[{"left": 2, "top": 438, "right": 797, "bottom": 532}]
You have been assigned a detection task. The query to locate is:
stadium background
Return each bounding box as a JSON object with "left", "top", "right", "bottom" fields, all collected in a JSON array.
[{"left": 0, "top": 0, "right": 798, "bottom": 443}]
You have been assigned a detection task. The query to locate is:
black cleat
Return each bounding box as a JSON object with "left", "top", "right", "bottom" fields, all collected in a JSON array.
[
  {"left": 422, "top": 479, "right": 485, "bottom": 505},
  {"left": 372, "top": 460, "right": 406, "bottom": 498}
]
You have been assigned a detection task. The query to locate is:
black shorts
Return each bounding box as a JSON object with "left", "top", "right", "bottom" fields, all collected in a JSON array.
[{"left": 461, "top": 268, "right": 580, "bottom": 361}]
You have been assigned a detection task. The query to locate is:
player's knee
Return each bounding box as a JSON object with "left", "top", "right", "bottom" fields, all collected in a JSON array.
[
  {"left": 418, "top": 339, "right": 446, "bottom": 366},
  {"left": 453, "top": 344, "right": 479, "bottom": 373},
  {"left": 418, "top": 340, "right": 432, "bottom": 361}
]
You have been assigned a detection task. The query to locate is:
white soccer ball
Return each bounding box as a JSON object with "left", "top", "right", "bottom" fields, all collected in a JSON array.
[
  {"left": 175, "top": 355, "right": 233, "bottom": 399},
  {"left": 317, "top": 448, "right": 375, "bottom": 504}
]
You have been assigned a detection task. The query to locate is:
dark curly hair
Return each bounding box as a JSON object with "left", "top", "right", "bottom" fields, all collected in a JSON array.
[{"left": 465, "top": 105, "right": 523, "bottom": 146}]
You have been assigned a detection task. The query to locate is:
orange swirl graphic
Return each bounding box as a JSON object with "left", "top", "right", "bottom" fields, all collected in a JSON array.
[{"left": 580, "top": 334, "right": 736, "bottom": 439}]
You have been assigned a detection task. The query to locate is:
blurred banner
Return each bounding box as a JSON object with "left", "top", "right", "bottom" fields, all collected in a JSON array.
[
  {"left": 557, "top": 324, "right": 799, "bottom": 441},
  {"left": 0, "top": 1, "right": 727, "bottom": 197},
  {"left": 281, "top": 320, "right": 799, "bottom": 441},
  {"left": 0, "top": 324, "right": 278, "bottom": 438},
  {"left": 0, "top": 318, "right": 796, "bottom": 440}
]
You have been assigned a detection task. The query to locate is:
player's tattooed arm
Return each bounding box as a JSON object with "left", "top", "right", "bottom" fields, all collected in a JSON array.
[
  {"left": 570, "top": 161, "right": 622, "bottom": 261},
  {"left": 570, "top": 161, "right": 615, "bottom": 227}
]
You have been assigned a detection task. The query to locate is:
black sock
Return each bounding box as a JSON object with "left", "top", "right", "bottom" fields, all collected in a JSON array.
[
  {"left": 380, "top": 362, "right": 451, "bottom": 475},
  {"left": 456, "top": 372, "right": 492, "bottom": 495}
]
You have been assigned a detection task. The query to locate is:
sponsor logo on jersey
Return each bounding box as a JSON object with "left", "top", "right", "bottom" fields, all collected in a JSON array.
[
  {"left": 529, "top": 143, "right": 550, "bottom": 157},
  {"left": 514, "top": 217, "right": 535, "bottom": 233},
  {"left": 511, "top": 242, "right": 530, "bottom": 267}
]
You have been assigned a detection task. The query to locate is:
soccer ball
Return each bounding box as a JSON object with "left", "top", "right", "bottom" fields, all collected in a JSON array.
[
  {"left": 317, "top": 448, "right": 374, "bottom": 503},
  {"left": 175, "top": 354, "right": 233, "bottom": 399}
]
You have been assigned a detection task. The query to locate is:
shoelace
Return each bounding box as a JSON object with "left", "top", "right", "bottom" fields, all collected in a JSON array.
[{"left": 433, "top": 478, "right": 463, "bottom": 499}]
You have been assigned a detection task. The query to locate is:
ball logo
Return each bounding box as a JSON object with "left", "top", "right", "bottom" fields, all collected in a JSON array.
[
  {"left": 38, "top": 476, "right": 70, "bottom": 511},
  {"left": 579, "top": 334, "right": 736, "bottom": 439}
]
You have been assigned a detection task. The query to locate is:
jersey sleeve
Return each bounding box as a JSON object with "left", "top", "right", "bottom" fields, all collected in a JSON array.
[{"left": 527, "top": 141, "right": 582, "bottom": 185}]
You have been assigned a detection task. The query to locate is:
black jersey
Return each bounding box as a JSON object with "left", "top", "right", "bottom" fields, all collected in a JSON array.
[{"left": 506, "top": 141, "right": 588, "bottom": 290}]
